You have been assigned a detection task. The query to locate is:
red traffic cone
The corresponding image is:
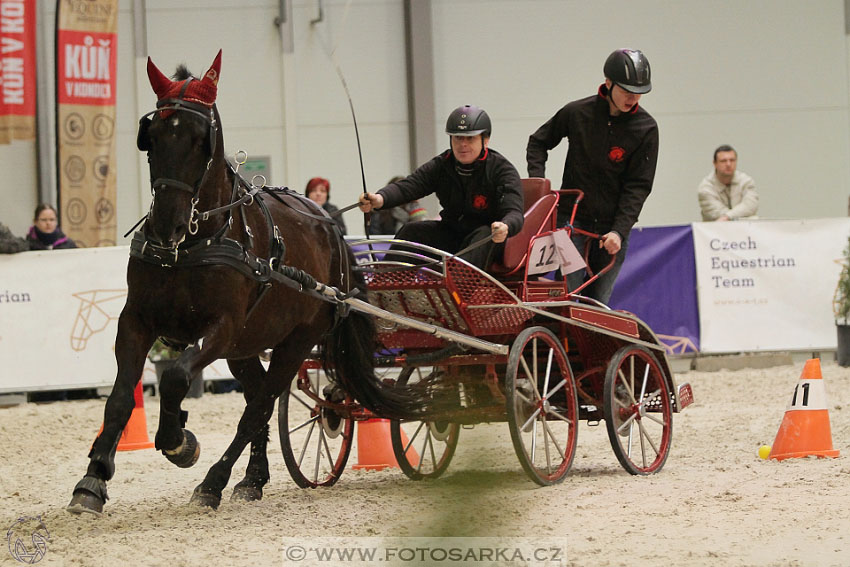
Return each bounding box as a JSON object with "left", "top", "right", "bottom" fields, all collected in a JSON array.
[
  {"left": 769, "top": 359, "right": 839, "bottom": 461},
  {"left": 352, "top": 419, "right": 418, "bottom": 470},
  {"left": 96, "top": 382, "right": 154, "bottom": 451}
]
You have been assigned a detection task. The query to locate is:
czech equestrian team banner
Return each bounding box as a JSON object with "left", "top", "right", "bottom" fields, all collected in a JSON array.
[
  {"left": 55, "top": 0, "right": 118, "bottom": 247},
  {"left": 0, "top": 0, "right": 37, "bottom": 143},
  {"left": 692, "top": 218, "right": 850, "bottom": 352},
  {"left": 609, "top": 225, "right": 700, "bottom": 354}
]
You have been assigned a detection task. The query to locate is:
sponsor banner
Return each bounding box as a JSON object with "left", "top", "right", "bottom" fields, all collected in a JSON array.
[
  {"left": 0, "top": 247, "right": 126, "bottom": 392},
  {"left": 56, "top": 0, "right": 118, "bottom": 247},
  {"left": 609, "top": 225, "right": 700, "bottom": 354},
  {"left": 0, "top": 0, "right": 37, "bottom": 143},
  {"left": 0, "top": 247, "right": 234, "bottom": 393},
  {"left": 693, "top": 218, "right": 850, "bottom": 352}
]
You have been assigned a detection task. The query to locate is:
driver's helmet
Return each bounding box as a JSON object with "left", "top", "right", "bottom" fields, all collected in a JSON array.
[
  {"left": 445, "top": 105, "right": 491, "bottom": 137},
  {"left": 603, "top": 49, "right": 652, "bottom": 94}
]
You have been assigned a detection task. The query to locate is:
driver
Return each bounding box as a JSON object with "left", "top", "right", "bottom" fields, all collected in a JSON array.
[{"left": 358, "top": 105, "right": 524, "bottom": 270}]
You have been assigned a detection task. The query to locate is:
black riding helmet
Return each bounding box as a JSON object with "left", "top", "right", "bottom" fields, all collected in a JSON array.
[
  {"left": 603, "top": 49, "right": 652, "bottom": 94},
  {"left": 445, "top": 105, "right": 491, "bottom": 137}
]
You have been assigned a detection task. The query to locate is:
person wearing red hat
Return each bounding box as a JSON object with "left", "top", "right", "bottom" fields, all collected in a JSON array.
[
  {"left": 526, "top": 48, "right": 659, "bottom": 303},
  {"left": 305, "top": 177, "right": 347, "bottom": 236}
]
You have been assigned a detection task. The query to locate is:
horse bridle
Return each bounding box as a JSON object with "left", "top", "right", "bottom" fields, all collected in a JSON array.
[{"left": 138, "top": 89, "right": 220, "bottom": 236}]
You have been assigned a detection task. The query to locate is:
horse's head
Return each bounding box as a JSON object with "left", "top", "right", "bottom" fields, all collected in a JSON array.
[{"left": 138, "top": 51, "right": 224, "bottom": 247}]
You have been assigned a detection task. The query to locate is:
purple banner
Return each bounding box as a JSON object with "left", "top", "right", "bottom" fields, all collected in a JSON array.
[{"left": 608, "top": 225, "right": 699, "bottom": 354}]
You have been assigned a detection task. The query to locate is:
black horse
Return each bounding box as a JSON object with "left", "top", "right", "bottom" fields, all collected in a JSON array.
[{"left": 67, "top": 50, "right": 426, "bottom": 514}]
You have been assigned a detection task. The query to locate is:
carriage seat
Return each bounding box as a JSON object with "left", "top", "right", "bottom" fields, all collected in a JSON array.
[{"left": 490, "top": 178, "right": 558, "bottom": 276}]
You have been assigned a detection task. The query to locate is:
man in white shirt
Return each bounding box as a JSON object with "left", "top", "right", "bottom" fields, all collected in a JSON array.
[{"left": 698, "top": 145, "right": 758, "bottom": 221}]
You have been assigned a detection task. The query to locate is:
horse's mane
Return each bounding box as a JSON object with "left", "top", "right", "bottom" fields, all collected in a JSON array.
[{"left": 172, "top": 65, "right": 193, "bottom": 81}]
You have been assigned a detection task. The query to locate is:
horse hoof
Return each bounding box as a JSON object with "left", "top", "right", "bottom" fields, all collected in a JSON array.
[
  {"left": 190, "top": 486, "right": 221, "bottom": 510},
  {"left": 231, "top": 483, "right": 263, "bottom": 502},
  {"left": 66, "top": 476, "right": 107, "bottom": 516},
  {"left": 163, "top": 429, "right": 200, "bottom": 468}
]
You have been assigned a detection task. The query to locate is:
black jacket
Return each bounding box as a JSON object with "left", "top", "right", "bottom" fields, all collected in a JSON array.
[
  {"left": 377, "top": 148, "right": 524, "bottom": 237},
  {"left": 527, "top": 85, "right": 658, "bottom": 238}
]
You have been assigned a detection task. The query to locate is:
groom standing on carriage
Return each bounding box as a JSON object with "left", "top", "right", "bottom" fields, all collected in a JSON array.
[{"left": 358, "top": 105, "right": 525, "bottom": 270}]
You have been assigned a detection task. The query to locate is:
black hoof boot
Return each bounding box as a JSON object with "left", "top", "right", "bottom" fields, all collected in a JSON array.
[
  {"left": 231, "top": 481, "right": 263, "bottom": 502},
  {"left": 66, "top": 476, "right": 108, "bottom": 516},
  {"left": 190, "top": 485, "right": 221, "bottom": 509},
  {"left": 163, "top": 429, "right": 200, "bottom": 468}
]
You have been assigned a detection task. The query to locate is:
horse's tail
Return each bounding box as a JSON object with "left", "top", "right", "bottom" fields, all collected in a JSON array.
[
  {"left": 324, "top": 299, "right": 436, "bottom": 421},
  {"left": 321, "top": 245, "right": 436, "bottom": 420}
]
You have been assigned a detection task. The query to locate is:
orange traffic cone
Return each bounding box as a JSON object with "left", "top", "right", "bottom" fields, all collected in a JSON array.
[
  {"left": 96, "top": 382, "right": 154, "bottom": 451},
  {"left": 352, "top": 419, "right": 418, "bottom": 470},
  {"left": 769, "top": 358, "right": 839, "bottom": 461}
]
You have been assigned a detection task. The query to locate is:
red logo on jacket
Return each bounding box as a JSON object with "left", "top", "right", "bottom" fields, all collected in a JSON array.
[
  {"left": 608, "top": 146, "right": 626, "bottom": 163},
  {"left": 472, "top": 195, "right": 488, "bottom": 210}
]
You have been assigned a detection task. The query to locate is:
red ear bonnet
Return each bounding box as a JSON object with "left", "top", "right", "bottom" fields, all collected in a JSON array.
[{"left": 147, "top": 49, "right": 222, "bottom": 108}]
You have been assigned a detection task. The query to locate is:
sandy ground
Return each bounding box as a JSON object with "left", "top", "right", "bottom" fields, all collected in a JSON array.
[{"left": 1, "top": 360, "right": 849, "bottom": 567}]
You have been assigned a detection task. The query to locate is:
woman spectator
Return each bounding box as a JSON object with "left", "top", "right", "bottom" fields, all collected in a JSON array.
[
  {"left": 305, "top": 177, "right": 347, "bottom": 236},
  {"left": 26, "top": 204, "right": 77, "bottom": 250}
]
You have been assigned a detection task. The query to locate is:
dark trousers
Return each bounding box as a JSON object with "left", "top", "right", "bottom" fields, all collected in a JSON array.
[{"left": 387, "top": 221, "right": 502, "bottom": 270}]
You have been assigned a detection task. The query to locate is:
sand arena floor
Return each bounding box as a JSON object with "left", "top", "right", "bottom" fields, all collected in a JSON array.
[{"left": 1, "top": 361, "right": 849, "bottom": 566}]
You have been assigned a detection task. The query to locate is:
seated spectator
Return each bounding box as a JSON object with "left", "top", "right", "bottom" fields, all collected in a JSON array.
[
  {"left": 368, "top": 176, "right": 428, "bottom": 235},
  {"left": 358, "top": 105, "right": 524, "bottom": 270},
  {"left": 0, "top": 221, "right": 28, "bottom": 254},
  {"left": 698, "top": 145, "right": 758, "bottom": 221},
  {"left": 26, "top": 204, "right": 77, "bottom": 250},
  {"left": 305, "top": 177, "right": 347, "bottom": 235}
]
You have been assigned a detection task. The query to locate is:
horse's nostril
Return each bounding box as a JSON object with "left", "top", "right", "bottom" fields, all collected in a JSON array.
[{"left": 172, "top": 224, "right": 187, "bottom": 244}]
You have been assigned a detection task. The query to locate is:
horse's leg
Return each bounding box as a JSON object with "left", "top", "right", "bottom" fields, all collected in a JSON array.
[
  {"left": 227, "top": 357, "right": 272, "bottom": 502},
  {"left": 155, "top": 331, "right": 231, "bottom": 468},
  {"left": 67, "top": 310, "right": 154, "bottom": 515},
  {"left": 190, "top": 334, "right": 316, "bottom": 509}
]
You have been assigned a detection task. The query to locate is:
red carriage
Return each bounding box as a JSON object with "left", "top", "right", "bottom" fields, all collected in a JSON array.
[{"left": 279, "top": 178, "right": 694, "bottom": 487}]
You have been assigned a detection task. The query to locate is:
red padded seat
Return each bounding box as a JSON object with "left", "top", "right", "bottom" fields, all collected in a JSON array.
[{"left": 491, "top": 178, "right": 558, "bottom": 276}]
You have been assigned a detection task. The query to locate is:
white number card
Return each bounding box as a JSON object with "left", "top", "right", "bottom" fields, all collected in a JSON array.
[{"left": 527, "top": 230, "right": 586, "bottom": 276}]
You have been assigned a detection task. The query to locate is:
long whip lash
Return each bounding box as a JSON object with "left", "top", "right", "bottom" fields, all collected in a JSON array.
[{"left": 315, "top": 0, "right": 371, "bottom": 236}]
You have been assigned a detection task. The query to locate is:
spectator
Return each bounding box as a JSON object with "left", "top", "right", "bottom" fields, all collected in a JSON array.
[
  {"left": 26, "top": 204, "right": 77, "bottom": 250},
  {"left": 526, "top": 48, "right": 658, "bottom": 303},
  {"left": 368, "top": 176, "right": 428, "bottom": 235},
  {"left": 0, "top": 221, "right": 28, "bottom": 254},
  {"left": 698, "top": 145, "right": 758, "bottom": 221},
  {"left": 305, "top": 177, "right": 347, "bottom": 235},
  {"left": 358, "top": 105, "right": 524, "bottom": 270}
]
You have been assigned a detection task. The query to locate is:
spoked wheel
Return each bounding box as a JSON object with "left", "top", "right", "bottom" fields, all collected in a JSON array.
[
  {"left": 390, "top": 367, "right": 460, "bottom": 480},
  {"left": 278, "top": 367, "right": 354, "bottom": 488},
  {"left": 603, "top": 345, "right": 673, "bottom": 475},
  {"left": 506, "top": 326, "right": 579, "bottom": 486}
]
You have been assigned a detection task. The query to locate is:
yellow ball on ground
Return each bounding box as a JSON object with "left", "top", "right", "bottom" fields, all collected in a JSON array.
[{"left": 758, "top": 445, "right": 771, "bottom": 460}]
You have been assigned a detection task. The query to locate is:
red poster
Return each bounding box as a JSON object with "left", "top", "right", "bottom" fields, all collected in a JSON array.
[
  {"left": 0, "top": 0, "right": 37, "bottom": 143},
  {"left": 56, "top": 29, "right": 117, "bottom": 106}
]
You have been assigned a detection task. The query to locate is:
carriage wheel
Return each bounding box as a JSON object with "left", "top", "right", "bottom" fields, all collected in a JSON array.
[
  {"left": 603, "top": 345, "right": 673, "bottom": 475},
  {"left": 390, "top": 367, "right": 460, "bottom": 480},
  {"left": 278, "top": 367, "right": 354, "bottom": 488},
  {"left": 506, "top": 326, "right": 579, "bottom": 486}
]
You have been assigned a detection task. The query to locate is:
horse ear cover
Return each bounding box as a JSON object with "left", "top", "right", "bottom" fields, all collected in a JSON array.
[{"left": 146, "top": 50, "right": 222, "bottom": 107}]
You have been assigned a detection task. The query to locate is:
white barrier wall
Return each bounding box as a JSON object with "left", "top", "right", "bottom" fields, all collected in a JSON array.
[
  {"left": 0, "top": 247, "right": 231, "bottom": 393},
  {"left": 1, "top": 218, "right": 847, "bottom": 391}
]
